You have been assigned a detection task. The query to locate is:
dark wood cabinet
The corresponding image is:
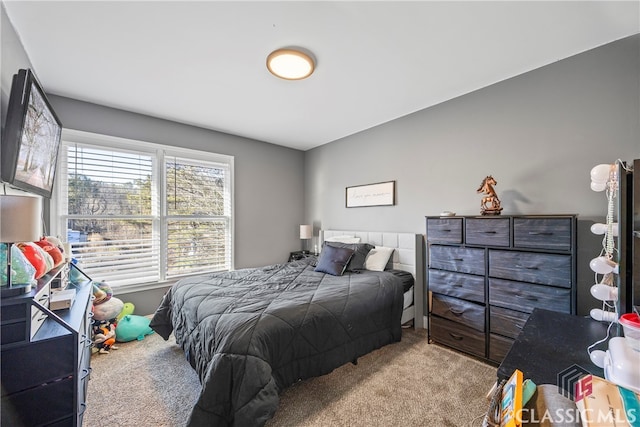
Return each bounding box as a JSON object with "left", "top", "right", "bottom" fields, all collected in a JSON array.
[
  {"left": 426, "top": 215, "right": 577, "bottom": 363},
  {"left": 1, "top": 263, "right": 93, "bottom": 426}
]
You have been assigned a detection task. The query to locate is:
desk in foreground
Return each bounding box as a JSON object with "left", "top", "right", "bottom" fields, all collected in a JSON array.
[{"left": 497, "top": 308, "right": 613, "bottom": 388}]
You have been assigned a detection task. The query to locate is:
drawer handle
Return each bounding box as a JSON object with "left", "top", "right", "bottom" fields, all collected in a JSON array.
[
  {"left": 483, "top": 231, "right": 497, "bottom": 234},
  {"left": 81, "top": 367, "right": 92, "bottom": 380},
  {"left": 442, "top": 229, "right": 452, "bottom": 232},
  {"left": 453, "top": 258, "right": 464, "bottom": 262},
  {"left": 528, "top": 231, "right": 553, "bottom": 236},
  {"left": 80, "top": 369, "right": 91, "bottom": 381},
  {"left": 516, "top": 293, "right": 538, "bottom": 302},
  {"left": 517, "top": 265, "right": 539, "bottom": 270},
  {"left": 79, "top": 402, "right": 87, "bottom": 415},
  {"left": 448, "top": 332, "right": 464, "bottom": 341},
  {"left": 449, "top": 308, "right": 465, "bottom": 316}
]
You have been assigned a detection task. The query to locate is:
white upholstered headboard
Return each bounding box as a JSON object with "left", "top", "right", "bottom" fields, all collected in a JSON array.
[{"left": 319, "top": 229, "right": 425, "bottom": 329}]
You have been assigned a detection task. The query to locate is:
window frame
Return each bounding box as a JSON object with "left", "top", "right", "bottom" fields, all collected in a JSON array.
[{"left": 51, "top": 129, "right": 234, "bottom": 293}]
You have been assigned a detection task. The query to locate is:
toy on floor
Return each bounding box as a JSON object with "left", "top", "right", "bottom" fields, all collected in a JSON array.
[
  {"left": 92, "top": 319, "right": 119, "bottom": 354},
  {"left": 115, "top": 315, "right": 154, "bottom": 342},
  {"left": 116, "top": 302, "right": 135, "bottom": 322},
  {"left": 93, "top": 296, "right": 124, "bottom": 321},
  {"left": 92, "top": 281, "right": 113, "bottom": 305}
]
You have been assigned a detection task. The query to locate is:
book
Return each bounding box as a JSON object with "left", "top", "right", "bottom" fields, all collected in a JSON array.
[{"left": 500, "top": 369, "right": 524, "bottom": 427}]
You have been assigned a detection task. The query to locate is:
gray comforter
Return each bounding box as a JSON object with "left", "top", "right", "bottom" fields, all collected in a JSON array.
[{"left": 150, "top": 257, "right": 404, "bottom": 426}]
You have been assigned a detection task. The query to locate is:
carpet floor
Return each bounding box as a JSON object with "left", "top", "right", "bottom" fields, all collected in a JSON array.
[{"left": 85, "top": 328, "right": 496, "bottom": 426}]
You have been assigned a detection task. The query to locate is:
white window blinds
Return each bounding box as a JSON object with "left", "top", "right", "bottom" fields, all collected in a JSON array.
[
  {"left": 165, "top": 156, "right": 232, "bottom": 277},
  {"left": 57, "top": 133, "right": 233, "bottom": 289}
]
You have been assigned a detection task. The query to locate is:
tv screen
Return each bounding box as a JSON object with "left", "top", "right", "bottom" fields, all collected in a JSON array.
[{"left": 1, "top": 68, "right": 62, "bottom": 198}]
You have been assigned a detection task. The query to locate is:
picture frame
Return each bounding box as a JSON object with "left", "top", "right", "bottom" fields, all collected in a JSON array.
[{"left": 346, "top": 181, "right": 395, "bottom": 208}]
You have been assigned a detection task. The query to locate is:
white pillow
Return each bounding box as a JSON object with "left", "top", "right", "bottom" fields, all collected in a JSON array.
[
  {"left": 364, "top": 246, "right": 395, "bottom": 271},
  {"left": 324, "top": 235, "right": 361, "bottom": 244}
]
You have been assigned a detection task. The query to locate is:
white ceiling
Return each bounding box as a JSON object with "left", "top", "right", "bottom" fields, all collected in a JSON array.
[{"left": 4, "top": 1, "right": 639, "bottom": 151}]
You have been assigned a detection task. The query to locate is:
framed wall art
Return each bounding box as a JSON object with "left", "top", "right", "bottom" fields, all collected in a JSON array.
[{"left": 346, "top": 181, "right": 395, "bottom": 208}]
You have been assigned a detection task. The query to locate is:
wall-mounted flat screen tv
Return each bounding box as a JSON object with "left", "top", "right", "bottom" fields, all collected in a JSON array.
[{"left": 1, "top": 68, "right": 62, "bottom": 198}]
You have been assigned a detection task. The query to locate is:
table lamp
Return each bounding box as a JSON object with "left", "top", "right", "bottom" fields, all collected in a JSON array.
[
  {"left": 299, "top": 224, "right": 312, "bottom": 253},
  {"left": 1, "top": 194, "right": 42, "bottom": 297}
]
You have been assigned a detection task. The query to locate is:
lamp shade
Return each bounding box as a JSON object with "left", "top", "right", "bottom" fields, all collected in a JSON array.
[
  {"left": 299, "top": 225, "right": 312, "bottom": 239},
  {"left": 0, "top": 195, "right": 42, "bottom": 243}
]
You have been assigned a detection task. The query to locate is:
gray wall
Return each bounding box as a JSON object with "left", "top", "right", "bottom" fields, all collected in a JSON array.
[
  {"left": 305, "top": 34, "right": 640, "bottom": 315},
  {"left": 2, "top": 4, "right": 306, "bottom": 313},
  {"left": 1, "top": 3, "right": 32, "bottom": 141}
]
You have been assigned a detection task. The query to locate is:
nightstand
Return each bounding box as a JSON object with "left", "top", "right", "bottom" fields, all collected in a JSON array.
[{"left": 288, "top": 251, "right": 315, "bottom": 262}]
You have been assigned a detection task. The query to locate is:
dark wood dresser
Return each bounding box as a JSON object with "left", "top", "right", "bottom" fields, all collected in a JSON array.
[
  {"left": 1, "top": 263, "right": 93, "bottom": 426},
  {"left": 426, "top": 215, "right": 577, "bottom": 363}
]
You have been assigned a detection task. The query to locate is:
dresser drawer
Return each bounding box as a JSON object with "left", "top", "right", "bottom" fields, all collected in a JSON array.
[
  {"left": 489, "top": 333, "right": 514, "bottom": 362},
  {"left": 1, "top": 302, "right": 26, "bottom": 322},
  {"left": 430, "top": 316, "right": 485, "bottom": 358},
  {"left": 489, "top": 250, "right": 572, "bottom": 287},
  {"left": 513, "top": 218, "right": 572, "bottom": 251},
  {"left": 427, "top": 218, "right": 463, "bottom": 243},
  {"left": 431, "top": 293, "right": 485, "bottom": 331},
  {"left": 429, "top": 245, "right": 485, "bottom": 275},
  {"left": 428, "top": 270, "right": 485, "bottom": 303},
  {"left": 490, "top": 306, "right": 529, "bottom": 339},
  {"left": 1, "top": 376, "right": 74, "bottom": 426},
  {"left": 1, "top": 334, "right": 75, "bottom": 395},
  {"left": 465, "top": 218, "right": 510, "bottom": 247},
  {"left": 1, "top": 321, "right": 27, "bottom": 345},
  {"left": 489, "top": 278, "right": 571, "bottom": 314}
]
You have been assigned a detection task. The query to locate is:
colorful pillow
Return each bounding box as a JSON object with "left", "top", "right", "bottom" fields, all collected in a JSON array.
[
  {"left": 314, "top": 245, "right": 354, "bottom": 276},
  {"left": 325, "top": 242, "right": 373, "bottom": 271},
  {"left": 364, "top": 246, "right": 395, "bottom": 271}
]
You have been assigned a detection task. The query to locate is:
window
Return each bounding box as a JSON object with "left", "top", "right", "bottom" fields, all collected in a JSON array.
[{"left": 54, "top": 130, "right": 233, "bottom": 289}]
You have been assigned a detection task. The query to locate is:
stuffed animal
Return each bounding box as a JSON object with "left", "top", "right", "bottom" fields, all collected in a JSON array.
[
  {"left": 17, "top": 242, "right": 50, "bottom": 279},
  {"left": 0, "top": 244, "right": 36, "bottom": 285},
  {"left": 92, "top": 319, "right": 119, "bottom": 354},
  {"left": 92, "top": 281, "right": 113, "bottom": 305},
  {"left": 93, "top": 296, "right": 124, "bottom": 321},
  {"left": 115, "top": 315, "right": 154, "bottom": 342},
  {"left": 116, "top": 302, "right": 135, "bottom": 322},
  {"left": 34, "top": 237, "right": 64, "bottom": 268}
]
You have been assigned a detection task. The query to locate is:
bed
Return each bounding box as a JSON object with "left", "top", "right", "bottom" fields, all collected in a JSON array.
[{"left": 150, "top": 230, "right": 424, "bottom": 426}]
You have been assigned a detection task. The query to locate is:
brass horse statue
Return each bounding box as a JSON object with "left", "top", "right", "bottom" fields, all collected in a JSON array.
[{"left": 477, "top": 175, "right": 503, "bottom": 215}]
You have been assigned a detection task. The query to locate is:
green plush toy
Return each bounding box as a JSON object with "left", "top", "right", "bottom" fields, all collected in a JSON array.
[
  {"left": 115, "top": 315, "right": 154, "bottom": 342},
  {"left": 116, "top": 302, "right": 135, "bottom": 322}
]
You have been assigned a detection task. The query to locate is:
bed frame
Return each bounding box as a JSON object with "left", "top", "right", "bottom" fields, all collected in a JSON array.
[{"left": 320, "top": 229, "right": 424, "bottom": 329}]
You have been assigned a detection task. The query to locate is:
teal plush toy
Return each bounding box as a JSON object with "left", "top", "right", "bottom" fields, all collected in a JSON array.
[{"left": 115, "top": 315, "right": 154, "bottom": 342}]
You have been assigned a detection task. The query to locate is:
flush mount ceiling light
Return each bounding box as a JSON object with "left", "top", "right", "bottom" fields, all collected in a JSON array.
[{"left": 266, "top": 48, "right": 315, "bottom": 80}]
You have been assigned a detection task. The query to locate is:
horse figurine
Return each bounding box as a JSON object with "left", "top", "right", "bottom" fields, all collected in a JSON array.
[{"left": 477, "top": 175, "right": 503, "bottom": 215}]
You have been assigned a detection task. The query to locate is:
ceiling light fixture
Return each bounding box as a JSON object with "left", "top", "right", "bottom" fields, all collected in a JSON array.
[{"left": 267, "top": 48, "right": 315, "bottom": 80}]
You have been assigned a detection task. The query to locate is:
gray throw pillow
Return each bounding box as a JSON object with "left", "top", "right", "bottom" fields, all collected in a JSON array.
[
  {"left": 325, "top": 242, "right": 374, "bottom": 271},
  {"left": 314, "top": 245, "right": 355, "bottom": 276}
]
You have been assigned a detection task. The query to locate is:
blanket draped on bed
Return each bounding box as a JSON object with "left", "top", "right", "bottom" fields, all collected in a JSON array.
[{"left": 150, "top": 258, "right": 404, "bottom": 426}]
